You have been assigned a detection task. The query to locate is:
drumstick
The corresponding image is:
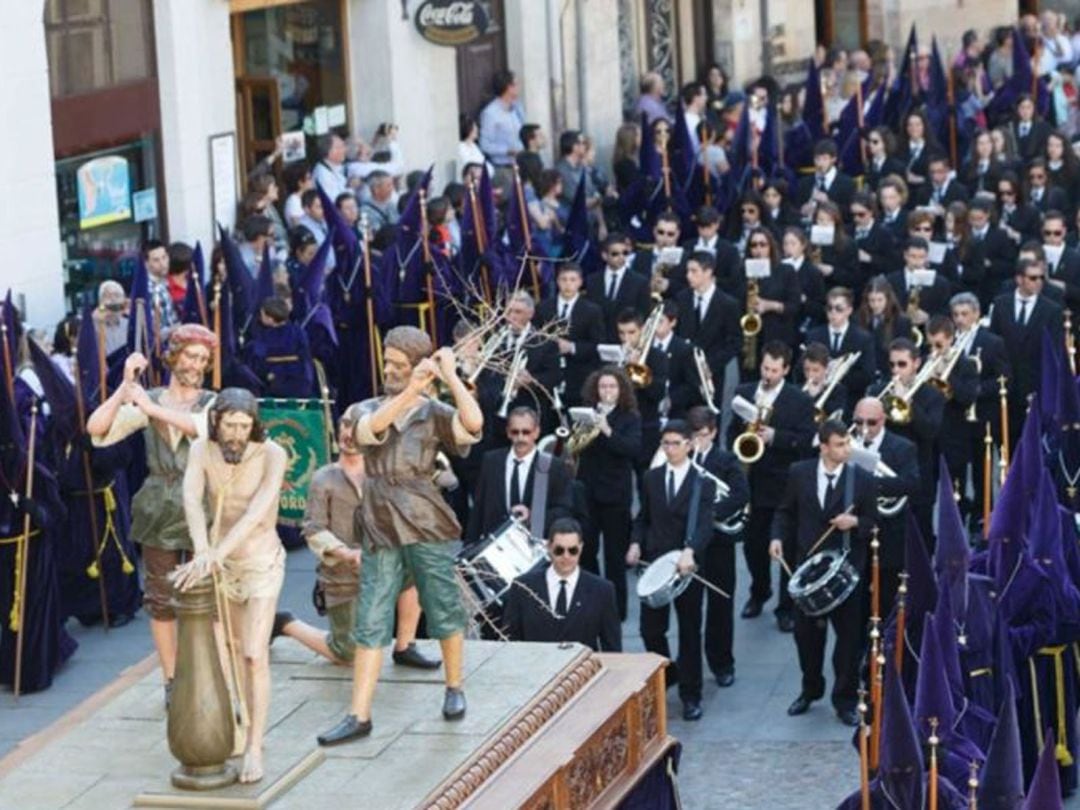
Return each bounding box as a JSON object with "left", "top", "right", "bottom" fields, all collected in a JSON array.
[
  {"left": 687, "top": 572, "right": 732, "bottom": 600},
  {"left": 805, "top": 504, "right": 856, "bottom": 560},
  {"left": 774, "top": 553, "right": 794, "bottom": 578}
]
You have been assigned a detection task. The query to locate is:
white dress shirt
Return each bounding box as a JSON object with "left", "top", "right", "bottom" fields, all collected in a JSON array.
[
  {"left": 694, "top": 234, "right": 719, "bottom": 255},
  {"left": 816, "top": 460, "right": 845, "bottom": 508},
  {"left": 546, "top": 565, "right": 581, "bottom": 614},
  {"left": 506, "top": 448, "right": 537, "bottom": 508},
  {"left": 665, "top": 459, "right": 691, "bottom": 498},
  {"left": 604, "top": 266, "right": 626, "bottom": 299},
  {"left": 557, "top": 293, "right": 579, "bottom": 321},
  {"left": 692, "top": 283, "right": 716, "bottom": 320},
  {"left": 861, "top": 429, "right": 884, "bottom": 454},
  {"left": 1014, "top": 291, "right": 1036, "bottom": 324},
  {"left": 829, "top": 322, "right": 849, "bottom": 352},
  {"left": 755, "top": 378, "right": 785, "bottom": 409}
]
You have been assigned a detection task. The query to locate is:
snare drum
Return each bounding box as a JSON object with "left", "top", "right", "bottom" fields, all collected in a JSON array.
[
  {"left": 786, "top": 549, "right": 860, "bottom": 617},
  {"left": 456, "top": 519, "right": 548, "bottom": 611},
  {"left": 636, "top": 550, "right": 693, "bottom": 609}
]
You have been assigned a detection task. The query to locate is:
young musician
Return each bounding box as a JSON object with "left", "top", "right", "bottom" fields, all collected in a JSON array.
[
  {"left": 627, "top": 420, "right": 716, "bottom": 721},
  {"left": 770, "top": 419, "right": 877, "bottom": 727},
  {"left": 617, "top": 308, "right": 669, "bottom": 479},
  {"left": 586, "top": 233, "right": 653, "bottom": 342},
  {"left": 800, "top": 342, "right": 849, "bottom": 424},
  {"left": 576, "top": 366, "right": 642, "bottom": 621},
  {"left": 726, "top": 341, "right": 815, "bottom": 632},
  {"left": 538, "top": 263, "right": 604, "bottom": 409},
  {"left": 806, "top": 287, "right": 876, "bottom": 411},
  {"left": 688, "top": 407, "right": 749, "bottom": 687},
  {"left": 675, "top": 251, "right": 742, "bottom": 406}
]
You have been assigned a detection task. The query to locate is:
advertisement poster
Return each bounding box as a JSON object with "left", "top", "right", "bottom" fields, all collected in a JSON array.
[{"left": 77, "top": 155, "right": 131, "bottom": 229}]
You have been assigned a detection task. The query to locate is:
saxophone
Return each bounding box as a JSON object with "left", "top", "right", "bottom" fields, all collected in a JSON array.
[
  {"left": 906, "top": 286, "right": 924, "bottom": 348},
  {"left": 741, "top": 279, "right": 762, "bottom": 370}
]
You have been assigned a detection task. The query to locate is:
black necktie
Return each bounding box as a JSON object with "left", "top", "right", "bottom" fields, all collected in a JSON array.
[
  {"left": 555, "top": 579, "right": 568, "bottom": 616},
  {"left": 1018, "top": 299, "right": 1029, "bottom": 326},
  {"left": 864, "top": 439, "right": 872, "bottom": 449},
  {"left": 510, "top": 459, "right": 523, "bottom": 507},
  {"left": 695, "top": 295, "right": 705, "bottom": 326},
  {"left": 667, "top": 470, "right": 676, "bottom": 503},
  {"left": 824, "top": 472, "right": 836, "bottom": 505},
  {"left": 607, "top": 272, "right": 618, "bottom": 300},
  {"left": 560, "top": 302, "right": 569, "bottom": 321},
  {"left": 831, "top": 332, "right": 841, "bottom": 353},
  {"left": 817, "top": 175, "right": 826, "bottom": 192}
]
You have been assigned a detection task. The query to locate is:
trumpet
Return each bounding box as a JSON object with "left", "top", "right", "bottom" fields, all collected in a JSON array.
[
  {"left": 694, "top": 347, "right": 720, "bottom": 414},
  {"left": 732, "top": 396, "right": 772, "bottom": 464},
  {"left": 906, "top": 286, "right": 925, "bottom": 348},
  {"left": 496, "top": 342, "right": 528, "bottom": 419},
  {"left": 741, "top": 279, "right": 762, "bottom": 371},
  {"left": 625, "top": 299, "right": 664, "bottom": 388},
  {"left": 806, "top": 351, "right": 861, "bottom": 423}
]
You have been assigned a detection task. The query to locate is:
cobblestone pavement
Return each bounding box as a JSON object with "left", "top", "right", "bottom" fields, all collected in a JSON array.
[{"left": 3, "top": 545, "right": 1079, "bottom": 809}]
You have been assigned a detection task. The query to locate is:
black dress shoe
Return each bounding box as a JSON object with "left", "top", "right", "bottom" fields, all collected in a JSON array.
[
  {"left": 271, "top": 611, "right": 296, "bottom": 643},
  {"left": 443, "top": 687, "right": 467, "bottom": 720},
  {"left": 682, "top": 700, "right": 703, "bottom": 721},
  {"left": 317, "top": 714, "right": 373, "bottom": 746},
  {"left": 836, "top": 707, "right": 860, "bottom": 727},
  {"left": 787, "top": 694, "right": 814, "bottom": 716},
  {"left": 392, "top": 643, "right": 442, "bottom": 670},
  {"left": 715, "top": 669, "right": 735, "bottom": 688},
  {"left": 741, "top": 599, "right": 763, "bottom": 619},
  {"left": 776, "top": 613, "right": 796, "bottom": 633}
]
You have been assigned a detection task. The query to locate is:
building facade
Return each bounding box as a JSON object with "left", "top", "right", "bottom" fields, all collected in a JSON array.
[{"left": 6, "top": 0, "right": 1019, "bottom": 330}]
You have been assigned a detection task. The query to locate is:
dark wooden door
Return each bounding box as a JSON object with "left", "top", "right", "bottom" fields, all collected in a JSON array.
[{"left": 455, "top": 0, "right": 508, "bottom": 121}]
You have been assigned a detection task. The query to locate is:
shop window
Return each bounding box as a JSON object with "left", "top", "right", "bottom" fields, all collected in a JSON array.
[{"left": 45, "top": 0, "right": 154, "bottom": 99}]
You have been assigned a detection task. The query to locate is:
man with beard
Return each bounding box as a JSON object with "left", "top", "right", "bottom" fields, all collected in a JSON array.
[
  {"left": 172, "top": 389, "right": 287, "bottom": 784},
  {"left": 88, "top": 324, "right": 218, "bottom": 706},
  {"left": 318, "top": 326, "right": 482, "bottom": 746}
]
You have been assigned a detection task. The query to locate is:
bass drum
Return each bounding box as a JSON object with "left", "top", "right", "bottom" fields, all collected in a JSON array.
[{"left": 786, "top": 549, "right": 860, "bottom": 617}]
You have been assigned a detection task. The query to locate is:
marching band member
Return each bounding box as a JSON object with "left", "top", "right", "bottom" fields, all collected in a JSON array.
[
  {"left": 538, "top": 262, "right": 604, "bottom": 409},
  {"left": 800, "top": 343, "right": 849, "bottom": 423},
  {"left": 616, "top": 308, "right": 669, "bottom": 480},
  {"left": 652, "top": 300, "right": 702, "bottom": 419},
  {"left": 850, "top": 397, "right": 919, "bottom": 619},
  {"left": 675, "top": 250, "right": 742, "bottom": 408},
  {"left": 688, "top": 406, "right": 749, "bottom": 688},
  {"left": 586, "top": 233, "right": 653, "bottom": 342},
  {"left": 577, "top": 366, "right": 642, "bottom": 621},
  {"left": 627, "top": 420, "right": 716, "bottom": 721},
  {"left": 770, "top": 419, "right": 877, "bottom": 727},
  {"left": 806, "top": 287, "right": 877, "bottom": 412},
  {"left": 726, "top": 341, "right": 815, "bottom": 632}
]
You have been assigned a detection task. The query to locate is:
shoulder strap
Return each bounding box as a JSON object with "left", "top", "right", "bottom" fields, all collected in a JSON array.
[
  {"left": 683, "top": 470, "right": 703, "bottom": 550},
  {"left": 841, "top": 464, "right": 855, "bottom": 553},
  {"left": 530, "top": 453, "right": 552, "bottom": 538}
]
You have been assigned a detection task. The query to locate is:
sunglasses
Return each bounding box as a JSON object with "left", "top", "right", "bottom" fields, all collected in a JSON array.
[
  {"left": 1043, "top": 230, "right": 1065, "bottom": 237},
  {"left": 749, "top": 240, "right": 769, "bottom": 247},
  {"left": 508, "top": 429, "right": 534, "bottom": 436},
  {"left": 1029, "top": 174, "right": 1046, "bottom": 181},
  {"left": 853, "top": 418, "right": 882, "bottom": 426},
  {"left": 607, "top": 250, "right": 630, "bottom": 257},
  {"left": 1024, "top": 274, "right": 1045, "bottom": 281},
  {"left": 827, "top": 304, "right": 848, "bottom": 312},
  {"left": 552, "top": 544, "right": 581, "bottom": 557},
  {"left": 998, "top": 189, "right": 1016, "bottom": 196}
]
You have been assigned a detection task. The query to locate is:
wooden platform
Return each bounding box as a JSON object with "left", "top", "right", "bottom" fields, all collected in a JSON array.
[{"left": 0, "top": 640, "right": 671, "bottom": 809}]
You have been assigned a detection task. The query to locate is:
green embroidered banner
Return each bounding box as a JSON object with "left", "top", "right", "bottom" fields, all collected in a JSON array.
[{"left": 259, "top": 399, "right": 331, "bottom": 527}]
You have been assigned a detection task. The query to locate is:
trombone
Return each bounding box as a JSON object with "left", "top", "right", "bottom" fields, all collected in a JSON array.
[
  {"left": 878, "top": 357, "right": 938, "bottom": 425},
  {"left": 926, "top": 329, "right": 976, "bottom": 401},
  {"left": 625, "top": 299, "right": 664, "bottom": 388},
  {"left": 806, "top": 351, "right": 861, "bottom": 423}
]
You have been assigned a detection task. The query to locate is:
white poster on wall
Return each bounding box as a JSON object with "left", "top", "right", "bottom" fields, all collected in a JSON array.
[{"left": 209, "top": 132, "right": 238, "bottom": 234}]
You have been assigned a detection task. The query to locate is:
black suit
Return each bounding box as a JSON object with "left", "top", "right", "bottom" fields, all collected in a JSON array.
[
  {"left": 633, "top": 463, "right": 716, "bottom": 702},
  {"left": 585, "top": 267, "right": 652, "bottom": 343},
  {"left": 752, "top": 260, "right": 802, "bottom": 355},
  {"left": 697, "top": 444, "right": 750, "bottom": 676},
  {"left": 502, "top": 565, "right": 622, "bottom": 652},
  {"left": 914, "top": 178, "right": 970, "bottom": 209},
  {"left": 680, "top": 236, "right": 742, "bottom": 300},
  {"left": 465, "top": 448, "right": 573, "bottom": 544},
  {"left": 966, "top": 226, "right": 1017, "bottom": 310},
  {"left": 492, "top": 331, "right": 561, "bottom": 435},
  {"left": 1027, "top": 184, "right": 1068, "bottom": 216},
  {"left": 859, "top": 314, "right": 912, "bottom": 382},
  {"left": 866, "top": 378, "right": 945, "bottom": 547},
  {"left": 860, "top": 431, "right": 918, "bottom": 620},
  {"left": 1013, "top": 119, "right": 1052, "bottom": 161},
  {"left": 675, "top": 286, "right": 741, "bottom": 404},
  {"left": 989, "top": 291, "right": 1064, "bottom": 442},
  {"left": 656, "top": 334, "right": 702, "bottom": 418},
  {"left": 885, "top": 269, "right": 953, "bottom": 320},
  {"left": 852, "top": 221, "right": 898, "bottom": 298},
  {"left": 1001, "top": 204, "right": 1041, "bottom": 244},
  {"left": 576, "top": 407, "right": 641, "bottom": 619},
  {"left": 959, "top": 159, "right": 1004, "bottom": 196},
  {"left": 726, "top": 381, "right": 815, "bottom": 614},
  {"left": 797, "top": 171, "right": 856, "bottom": 214},
  {"left": 771, "top": 459, "right": 877, "bottom": 711},
  {"left": 535, "top": 295, "right": 604, "bottom": 407},
  {"left": 632, "top": 345, "right": 670, "bottom": 474},
  {"left": 792, "top": 259, "right": 827, "bottom": 336},
  {"left": 632, "top": 247, "right": 686, "bottom": 300},
  {"left": 931, "top": 350, "right": 980, "bottom": 519},
  {"left": 865, "top": 156, "right": 907, "bottom": 191},
  {"left": 1046, "top": 246, "right": 1080, "bottom": 314},
  {"left": 963, "top": 327, "right": 1010, "bottom": 523},
  {"left": 806, "top": 323, "right": 877, "bottom": 407},
  {"left": 899, "top": 142, "right": 933, "bottom": 201}
]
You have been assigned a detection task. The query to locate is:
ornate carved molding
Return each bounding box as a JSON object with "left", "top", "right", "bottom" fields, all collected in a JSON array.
[
  {"left": 424, "top": 654, "right": 603, "bottom": 810},
  {"left": 647, "top": 0, "right": 676, "bottom": 95},
  {"left": 618, "top": 0, "right": 639, "bottom": 117}
]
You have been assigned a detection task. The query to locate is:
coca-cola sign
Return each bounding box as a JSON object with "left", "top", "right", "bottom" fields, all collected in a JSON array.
[{"left": 414, "top": 0, "right": 488, "bottom": 47}]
